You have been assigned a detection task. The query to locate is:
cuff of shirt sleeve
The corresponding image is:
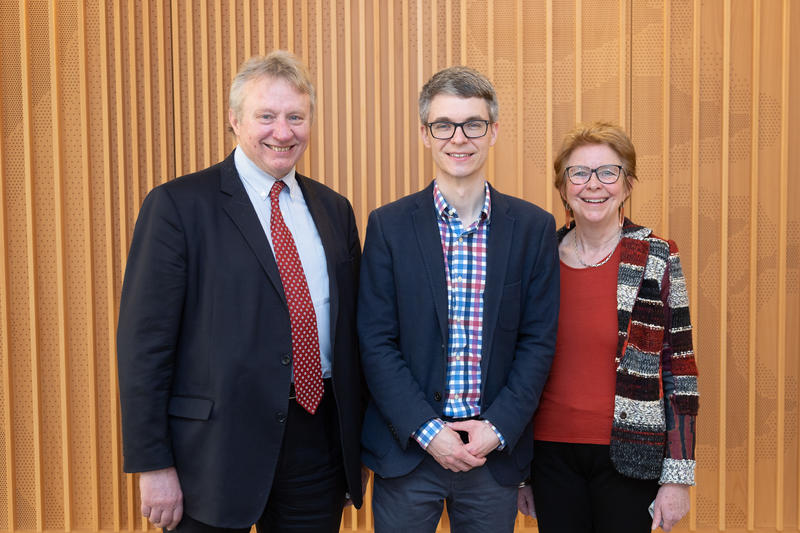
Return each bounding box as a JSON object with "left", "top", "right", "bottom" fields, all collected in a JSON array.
[
  {"left": 413, "top": 418, "right": 445, "bottom": 449},
  {"left": 483, "top": 419, "right": 506, "bottom": 450}
]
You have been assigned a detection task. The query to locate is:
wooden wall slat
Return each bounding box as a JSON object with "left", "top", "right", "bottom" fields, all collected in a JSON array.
[
  {"left": 18, "top": 0, "right": 44, "bottom": 527},
  {"left": 719, "top": 0, "right": 731, "bottom": 529},
  {"left": 48, "top": 1, "right": 72, "bottom": 528},
  {"left": 747, "top": 1, "right": 760, "bottom": 529}
]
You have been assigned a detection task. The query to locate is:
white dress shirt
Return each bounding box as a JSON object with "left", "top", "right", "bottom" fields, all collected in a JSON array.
[{"left": 234, "top": 146, "right": 332, "bottom": 378}]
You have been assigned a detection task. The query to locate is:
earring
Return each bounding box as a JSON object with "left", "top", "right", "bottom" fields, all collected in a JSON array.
[
  {"left": 565, "top": 205, "right": 573, "bottom": 228},
  {"left": 619, "top": 204, "right": 625, "bottom": 227}
]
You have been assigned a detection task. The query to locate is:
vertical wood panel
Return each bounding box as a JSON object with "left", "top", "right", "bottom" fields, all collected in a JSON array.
[
  {"left": 18, "top": 0, "right": 44, "bottom": 527},
  {"left": 747, "top": 2, "right": 760, "bottom": 529},
  {"left": 719, "top": 1, "right": 730, "bottom": 529},
  {"left": 48, "top": 1, "right": 72, "bottom": 528}
]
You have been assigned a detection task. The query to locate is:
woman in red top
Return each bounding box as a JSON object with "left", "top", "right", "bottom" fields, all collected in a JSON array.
[{"left": 518, "top": 123, "right": 699, "bottom": 532}]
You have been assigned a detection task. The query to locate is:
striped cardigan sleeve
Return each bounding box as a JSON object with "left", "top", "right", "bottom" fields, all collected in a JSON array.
[{"left": 659, "top": 239, "right": 699, "bottom": 485}]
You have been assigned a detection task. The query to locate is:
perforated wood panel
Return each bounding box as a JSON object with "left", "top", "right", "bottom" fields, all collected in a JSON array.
[{"left": 0, "top": 1, "right": 797, "bottom": 532}]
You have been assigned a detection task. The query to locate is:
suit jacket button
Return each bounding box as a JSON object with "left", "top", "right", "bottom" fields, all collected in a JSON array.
[
  {"left": 276, "top": 411, "right": 287, "bottom": 423},
  {"left": 433, "top": 392, "right": 442, "bottom": 402},
  {"left": 281, "top": 354, "right": 291, "bottom": 366}
]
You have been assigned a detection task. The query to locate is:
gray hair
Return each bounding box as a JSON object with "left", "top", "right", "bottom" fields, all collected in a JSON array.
[
  {"left": 418, "top": 66, "right": 498, "bottom": 124},
  {"left": 229, "top": 51, "right": 316, "bottom": 120}
]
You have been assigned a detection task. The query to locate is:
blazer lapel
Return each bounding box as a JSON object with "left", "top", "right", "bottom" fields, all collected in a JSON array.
[
  {"left": 296, "top": 174, "right": 341, "bottom": 343},
  {"left": 481, "top": 188, "right": 513, "bottom": 375},
  {"left": 219, "top": 154, "right": 286, "bottom": 302},
  {"left": 412, "top": 186, "right": 449, "bottom": 344}
]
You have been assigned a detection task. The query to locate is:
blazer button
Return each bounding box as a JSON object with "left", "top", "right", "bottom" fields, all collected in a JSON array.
[
  {"left": 433, "top": 392, "right": 442, "bottom": 402},
  {"left": 276, "top": 411, "right": 287, "bottom": 423},
  {"left": 281, "top": 354, "right": 291, "bottom": 366},
  {"left": 620, "top": 411, "right": 627, "bottom": 420}
]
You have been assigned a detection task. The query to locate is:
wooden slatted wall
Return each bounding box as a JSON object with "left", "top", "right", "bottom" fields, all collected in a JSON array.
[{"left": 0, "top": 1, "right": 797, "bottom": 531}]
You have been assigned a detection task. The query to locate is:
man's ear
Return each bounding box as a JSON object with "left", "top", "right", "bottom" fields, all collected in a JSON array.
[
  {"left": 488, "top": 122, "right": 499, "bottom": 146},
  {"left": 420, "top": 124, "right": 432, "bottom": 148},
  {"left": 228, "top": 108, "right": 239, "bottom": 136}
]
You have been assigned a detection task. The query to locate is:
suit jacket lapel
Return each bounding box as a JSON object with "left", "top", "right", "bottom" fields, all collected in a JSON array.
[
  {"left": 219, "top": 153, "right": 286, "bottom": 303},
  {"left": 296, "top": 173, "right": 340, "bottom": 343},
  {"left": 481, "top": 187, "right": 513, "bottom": 375},
  {"left": 412, "top": 186, "right": 449, "bottom": 344}
]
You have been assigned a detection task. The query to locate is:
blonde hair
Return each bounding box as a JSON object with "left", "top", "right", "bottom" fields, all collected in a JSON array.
[{"left": 229, "top": 51, "right": 315, "bottom": 120}]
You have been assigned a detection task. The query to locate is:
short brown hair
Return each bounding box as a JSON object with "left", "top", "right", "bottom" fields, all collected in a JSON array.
[
  {"left": 553, "top": 122, "right": 638, "bottom": 206},
  {"left": 229, "top": 51, "right": 315, "bottom": 120}
]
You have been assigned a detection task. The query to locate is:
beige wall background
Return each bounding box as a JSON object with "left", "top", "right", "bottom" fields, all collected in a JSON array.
[{"left": 0, "top": 1, "right": 798, "bottom": 532}]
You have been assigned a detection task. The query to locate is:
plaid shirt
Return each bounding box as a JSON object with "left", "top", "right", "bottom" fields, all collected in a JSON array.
[{"left": 413, "top": 182, "right": 505, "bottom": 449}]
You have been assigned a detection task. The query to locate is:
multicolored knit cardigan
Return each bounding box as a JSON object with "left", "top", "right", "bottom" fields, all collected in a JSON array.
[{"left": 557, "top": 219, "right": 699, "bottom": 485}]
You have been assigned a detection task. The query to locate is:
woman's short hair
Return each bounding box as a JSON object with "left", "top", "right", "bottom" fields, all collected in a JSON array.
[
  {"left": 229, "top": 50, "right": 315, "bottom": 120},
  {"left": 553, "top": 122, "right": 638, "bottom": 203},
  {"left": 418, "top": 66, "right": 499, "bottom": 124}
]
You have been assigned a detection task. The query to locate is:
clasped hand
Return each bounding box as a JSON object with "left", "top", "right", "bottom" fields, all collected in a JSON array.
[{"left": 426, "top": 420, "right": 499, "bottom": 472}]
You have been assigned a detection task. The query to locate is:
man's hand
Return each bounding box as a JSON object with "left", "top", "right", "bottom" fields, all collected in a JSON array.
[
  {"left": 344, "top": 465, "right": 371, "bottom": 507},
  {"left": 517, "top": 485, "right": 535, "bottom": 517},
  {"left": 446, "top": 419, "right": 500, "bottom": 458},
  {"left": 140, "top": 467, "right": 183, "bottom": 530},
  {"left": 426, "top": 426, "right": 486, "bottom": 472},
  {"left": 651, "top": 483, "right": 690, "bottom": 531}
]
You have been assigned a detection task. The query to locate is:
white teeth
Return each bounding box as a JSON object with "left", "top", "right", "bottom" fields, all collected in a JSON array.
[
  {"left": 582, "top": 198, "right": 607, "bottom": 203},
  {"left": 449, "top": 153, "right": 469, "bottom": 158},
  {"left": 269, "top": 145, "right": 292, "bottom": 152}
]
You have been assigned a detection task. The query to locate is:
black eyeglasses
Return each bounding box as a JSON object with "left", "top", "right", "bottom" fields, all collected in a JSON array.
[
  {"left": 426, "top": 120, "right": 490, "bottom": 140},
  {"left": 564, "top": 165, "right": 625, "bottom": 185}
]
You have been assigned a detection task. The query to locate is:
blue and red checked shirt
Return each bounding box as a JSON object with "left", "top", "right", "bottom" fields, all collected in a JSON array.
[{"left": 413, "top": 181, "right": 505, "bottom": 450}]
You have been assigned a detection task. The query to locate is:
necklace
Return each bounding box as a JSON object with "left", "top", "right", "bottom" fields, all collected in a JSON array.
[{"left": 573, "top": 229, "right": 622, "bottom": 268}]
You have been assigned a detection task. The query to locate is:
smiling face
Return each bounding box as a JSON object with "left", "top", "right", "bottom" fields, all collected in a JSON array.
[
  {"left": 563, "top": 143, "right": 631, "bottom": 229},
  {"left": 420, "top": 94, "right": 498, "bottom": 184},
  {"left": 228, "top": 75, "right": 311, "bottom": 178}
]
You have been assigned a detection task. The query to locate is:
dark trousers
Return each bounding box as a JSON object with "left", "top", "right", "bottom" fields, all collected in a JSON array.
[
  {"left": 532, "top": 440, "right": 659, "bottom": 533},
  {"left": 174, "top": 382, "right": 347, "bottom": 533}
]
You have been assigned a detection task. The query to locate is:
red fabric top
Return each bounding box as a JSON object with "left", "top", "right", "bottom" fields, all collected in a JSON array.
[{"left": 533, "top": 244, "right": 621, "bottom": 444}]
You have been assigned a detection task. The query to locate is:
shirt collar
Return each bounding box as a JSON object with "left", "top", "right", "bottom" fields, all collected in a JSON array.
[
  {"left": 234, "top": 145, "right": 301, "bottom": 201},
  {"left": 433, "top": 180, "right": 492, "bottom": 223}
]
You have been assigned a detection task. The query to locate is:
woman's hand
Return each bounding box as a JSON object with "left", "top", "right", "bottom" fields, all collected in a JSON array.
[
  {"left": 517, "top": 484, "right": 536, "bottom": 517},
  {"left": 651, "top": 483, "right": 690, "bottom": 531}
]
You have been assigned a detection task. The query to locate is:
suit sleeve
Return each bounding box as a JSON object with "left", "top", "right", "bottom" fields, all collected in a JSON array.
[
  {"left": 659, "top": 239, "right": 699, "bottom": 485},
  {"left": 117, "top": 186, "right": 187, "bottom": 473},
  {"left": 358, "top": 210, "right": 440, "bottom": 448},
  {"left": 480, "top": 213, "right": 560, "bottom": 451}
]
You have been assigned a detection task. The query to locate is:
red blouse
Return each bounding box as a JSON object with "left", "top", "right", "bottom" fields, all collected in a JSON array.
[{"left": 533, "top": 244, "right": 621, "bottom": 444}]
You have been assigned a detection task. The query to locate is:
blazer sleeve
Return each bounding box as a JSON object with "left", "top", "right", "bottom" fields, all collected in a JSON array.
[
  {"left": 117, "top": 186, "right": 188, "bottom": 473},
  {"left": 659, "top": 239, "right": 699, "bottom": 485},
  {"left": 480, "top": 213, "right": 560, "bottom": 451}
]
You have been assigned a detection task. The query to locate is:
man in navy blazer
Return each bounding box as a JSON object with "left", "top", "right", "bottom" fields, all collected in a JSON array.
[
  {"left": 117, "top": 51, "right": 364, "bottom": 532},
  {"left": 358, "top": 66, "right": 559, "bottom": 532}
]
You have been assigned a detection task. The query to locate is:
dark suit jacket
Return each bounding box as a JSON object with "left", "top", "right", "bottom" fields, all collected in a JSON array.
[
  {"left": 358, "top": 182, "right": 559, "bottom": 486},
  {"left": 117, "top": 153, "right": 363, "bottom": 528}
]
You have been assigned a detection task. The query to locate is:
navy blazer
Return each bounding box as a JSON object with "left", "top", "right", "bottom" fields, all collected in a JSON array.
[
  {"left": 117, "top": 153, "right": 363, "bottom": 527},
  {"left": 358, "top": 182, "right": 559, "bottom": 486}
]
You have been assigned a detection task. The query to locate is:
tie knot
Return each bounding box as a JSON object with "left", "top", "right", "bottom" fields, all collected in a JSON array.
[{"left": 270, "top": 180, "right": 286, "bottom": 201}]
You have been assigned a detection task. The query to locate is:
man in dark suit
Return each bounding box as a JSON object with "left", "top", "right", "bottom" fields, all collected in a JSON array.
[
  {"left": 117, "top": 51, "right": 364, "bottom": 533},
  {"left": 358, "top": 66, "right": 559, "bottom": 532}
]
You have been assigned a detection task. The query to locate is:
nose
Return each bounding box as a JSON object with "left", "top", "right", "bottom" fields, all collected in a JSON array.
[
  {"left": 449, "top": 124, "right": 468, "bottom": 143},
  {"left": 273, "top": 118, "right": 293, "bottom": 140}
]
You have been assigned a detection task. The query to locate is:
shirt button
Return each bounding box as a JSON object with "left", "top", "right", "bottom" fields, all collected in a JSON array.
[{"left": 457, "top": 276, "right": 463, "bottom": 282}]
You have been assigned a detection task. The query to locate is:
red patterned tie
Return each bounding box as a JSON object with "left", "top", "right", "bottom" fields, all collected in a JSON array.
[{"left": 269, "top": 180, "right": 324, "bottom": 414}]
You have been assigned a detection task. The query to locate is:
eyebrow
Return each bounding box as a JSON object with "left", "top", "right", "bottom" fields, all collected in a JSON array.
[{"left": 428, "top": 115, "right": 488, "bottom": 123}]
